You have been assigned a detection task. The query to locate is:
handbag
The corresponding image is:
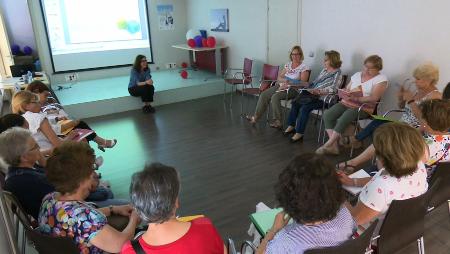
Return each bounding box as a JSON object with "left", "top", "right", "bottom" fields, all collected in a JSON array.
[{"left": 292, "top": 90, "right": 320, "bottom": 105}]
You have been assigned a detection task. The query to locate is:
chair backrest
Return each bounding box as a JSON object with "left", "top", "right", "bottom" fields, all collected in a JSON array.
[
  {"left": 259, "top": 64, "right": 279, "bottom": 91},
  {"left": 339, "top": 75, "right": 348, "bottom": 89},
  {"left": 428, "top": 162, "right": 450, "bottom": 209},
  {"left": 262, "top": 64, "right": 279, "bottom": 81},
  {"left": 304, "top": 219, "right": 378, "bottom": 254},
  {"left": 2, "top": 191, "right": 79, "bottom": 254},
  {"left": 0, "top": 171, "right": 5, "bottom": 190},
  {"left": 243, "top": 58, "right": 253, "bottom": 76},
  {"left": 227, "top": 238, "right": 237, "bottom": 254},
  {"left": 377, "top": 179, "right": 440, "bottom": 254}
]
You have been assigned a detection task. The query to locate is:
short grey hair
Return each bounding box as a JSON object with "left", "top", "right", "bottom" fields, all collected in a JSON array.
[
  {"left": 129, "top": 163, "right": 180, "bottom": 224},
  {"left": 0, "top": 127, "right": 32, "bottom": 167}
]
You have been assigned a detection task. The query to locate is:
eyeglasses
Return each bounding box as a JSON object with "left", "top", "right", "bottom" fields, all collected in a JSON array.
[
  {"left": 291, "top": 53, "right": 301, "bottom": 56},
  {"left": 363, "top": 64, "right": 378, "bottom": 71},
  {"left": 27, "top": 143, "right": 40, "bottom": 152},
  {"left": 141, "top": 59, "right": 147, "bottom": 62}
]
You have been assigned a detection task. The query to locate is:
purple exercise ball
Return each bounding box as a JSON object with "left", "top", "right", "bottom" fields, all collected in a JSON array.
[
  {"left": 11, "top": 44, "right": 20, "bottom": 55},
  {"left": 194, "top": 35, "right": 203, "bottom": 47},
  {"left": 23, "top": 46, "right": 32, "bottom": 55}
]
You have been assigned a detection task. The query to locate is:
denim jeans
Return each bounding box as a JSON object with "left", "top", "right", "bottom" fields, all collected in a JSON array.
[
  {"left": 355, "top": 119, "right": 390, "bottom": 141},
  {"left": 287, "top": 99, "right": 324, "bottom": 134}
]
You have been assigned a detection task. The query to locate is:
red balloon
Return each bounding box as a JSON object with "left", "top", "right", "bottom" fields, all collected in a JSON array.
[
  {"left": 181, "top": 62, "right": 188, "bottom": 68},
  {"left": 187, "top": 39, "right": 196, "bottom": 48},
  {"left": 201, "top": 38, "right": 208, "bottom": 47},
  {"left": 180, "top": 70, "right": 188, "bottom": 79},
  {"left": 206, "top": 36, "right": 216, "bottom": 47}
]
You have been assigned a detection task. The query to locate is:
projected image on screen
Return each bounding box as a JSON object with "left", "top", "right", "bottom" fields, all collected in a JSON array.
[{"left": 41, "top": 0, "right": 152, "bottom": 72}]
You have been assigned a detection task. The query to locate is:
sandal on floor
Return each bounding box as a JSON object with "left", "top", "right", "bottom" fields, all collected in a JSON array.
[
  {"left": 98, "top": 139, "right": 117, "bottom": 152},
  {"left": 270, "top": 121, "right": 282, "bottom": 129},
  {"left": 284, "top": 126, "right": 295, "bottom": 136},
  {"left": 336, "top": 161, "right": 357, "bottom": 174},
  {"left": 245, "top": 115, "right": 257, "bottom": 124},
  {"left": 290, "top": 133, "right": 303, "bottom": 143}
]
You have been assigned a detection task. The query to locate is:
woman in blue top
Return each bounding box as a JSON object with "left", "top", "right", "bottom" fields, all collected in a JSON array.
[{"left": 128, "top": 55, "right": 155, "bottom": 113}]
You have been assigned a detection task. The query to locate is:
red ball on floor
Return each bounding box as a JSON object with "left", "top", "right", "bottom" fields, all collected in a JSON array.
[{"left": 180, "top": 70, "right": 188, "bottom": 79}]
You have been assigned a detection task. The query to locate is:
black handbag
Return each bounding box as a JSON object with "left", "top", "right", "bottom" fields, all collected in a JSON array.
[{"left": 292, "top": 90, "right": 320, "bottom": 105}]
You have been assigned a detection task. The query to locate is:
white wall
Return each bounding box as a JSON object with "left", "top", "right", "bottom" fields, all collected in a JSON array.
[
  {"left": 186, "top": 0, "right": 268, "bottom": 77},
  {"left": 27, "top": 0, "right": 189, "bottom": 84},
  {"left": 301, "top": 0, "right": 450, "bottom": 110},
  {"left": 0, "top": 0, "right": 37, "bottom": 56}
]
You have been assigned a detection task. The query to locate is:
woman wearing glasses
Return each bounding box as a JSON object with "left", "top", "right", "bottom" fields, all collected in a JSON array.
[
  {"left": 316, "top": 55, "right": 388, "bottom": 155},
  {"left": 247, "top": 45, "right": 311, "bottom": 128},
  {"left": 128, "top": 55, "right": 155, "bottom": 113}
]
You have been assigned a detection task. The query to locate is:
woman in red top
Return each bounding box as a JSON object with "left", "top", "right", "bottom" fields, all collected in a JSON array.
[{"left": 121, "top": 163, "right": 226, "bottom": 254}]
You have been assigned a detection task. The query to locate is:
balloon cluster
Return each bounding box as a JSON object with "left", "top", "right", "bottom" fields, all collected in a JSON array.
[
  {"left": 186, "top": 29, "right": 216, "bottom": 48},
  {"left": 11, "top": 44, "right": 33, "bottom": 55}
]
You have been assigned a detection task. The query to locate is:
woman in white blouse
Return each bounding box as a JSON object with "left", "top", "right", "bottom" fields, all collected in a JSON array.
[
  {"left": 337, "top": 123, "right": 428, "bottom": 227},
  {"left": 316, "top": 55, "right": 388, "bottom": 155},
  {"left": 12, "top": 91, "right": 73, "bottom": 152}
]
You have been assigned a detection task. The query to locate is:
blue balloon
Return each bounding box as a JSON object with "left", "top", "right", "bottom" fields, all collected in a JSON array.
[
  {"left": 11, "top": 44, "right": 20, "bottom": 55},
  {"left": 194, "top": 35, "right": 203, "bottom": 47},
  {"left": 23, "top": 46, "right": 32, "bottom": 55},
  {"left": 127, "top": 21, "right": 141, "bottom": 34}
]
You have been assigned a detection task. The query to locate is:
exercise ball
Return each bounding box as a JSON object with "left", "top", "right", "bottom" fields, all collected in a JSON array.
[
  {"left": 201, "top": 38, "right": 208, "bottom": 47},
  {"left": 23, "top": 46, "right": 32, "bottom": 55},
  {"left": 194, "top": 35, "right": 203, "bottom": 47},
  {"left": 186, "top": 29, "right": 198, "bottom": 41},
  {"left": 206, "top": 36, "right": 216, "bottom": 47},
  {"left": 181, "top": 62, "right": 188, "bottom": 68},
  {"left": 11, "top": 44, "right": 20, "bottom": 55},
  {"left": 187, "top": 39, "right": 196, "bottom": 48},
  {"left": 180, "top": 70, "right": 188, "bottom": 79}
]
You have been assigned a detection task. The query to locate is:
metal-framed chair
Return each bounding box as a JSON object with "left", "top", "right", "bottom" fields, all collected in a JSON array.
[
  {"left": 373, "top": 178, "right": 441, "bottom": 254},
  {"left": 427, "top": 162, "right": 450, "bottom": 213},
  {"left": 241, "top": 64, "right": 279, "bottom": 117},
  {"left": 223, "top": 58, "right": 254, "bottom": 113},
  {"left": 227, "top": 238, "right": 256, "bottom": 254},
  {"left": 305, "top": 219, "right": 378, "bottom": 254},
  {"left": 2, "top": 191, "right": 78, "bottom": 254}
]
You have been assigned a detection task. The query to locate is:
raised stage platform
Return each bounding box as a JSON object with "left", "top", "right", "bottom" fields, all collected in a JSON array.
[{"left": 53, "top": 68, "right": 225, "bottom": 118}]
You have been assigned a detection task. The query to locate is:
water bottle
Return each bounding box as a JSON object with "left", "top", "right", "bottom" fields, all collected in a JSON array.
[{"left": 27, "top": 71, "right": 33, "bottom": 83}]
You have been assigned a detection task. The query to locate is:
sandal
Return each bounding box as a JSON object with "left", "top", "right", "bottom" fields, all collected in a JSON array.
[
  {"left": 98, "top": 139, "right": 117, "bottom": 152},
  {"left": 245, "top": 115, "right": 257, "bottom": 124},
  {"left": 284, "top": 126, "right": 295, "bottom": 136},
  {"left": 270, "top": 121, "right": 282, "bottom": 129},
  {"left": 290, "top": 133, "right": 303, "bottom": 143}
]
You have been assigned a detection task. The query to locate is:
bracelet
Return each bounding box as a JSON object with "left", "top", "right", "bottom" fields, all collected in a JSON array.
[
  {"left": 407, "top": 99, "right": 415, "bottom": 105},
  {"left": 109, "top": 205, "right": 114, "bottom": 215}
]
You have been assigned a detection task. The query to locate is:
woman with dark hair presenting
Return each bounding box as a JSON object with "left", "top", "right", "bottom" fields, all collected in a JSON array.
[{"left": 128, "top": 55, "right": 155, "bottom": 113}]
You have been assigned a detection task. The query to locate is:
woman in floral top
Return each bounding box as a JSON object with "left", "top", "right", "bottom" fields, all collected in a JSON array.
[{"left": 38, "top": 142, "right": 140, "bottom": 253}]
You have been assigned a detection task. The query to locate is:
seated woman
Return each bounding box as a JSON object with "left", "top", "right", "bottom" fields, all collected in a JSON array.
[
  {"left": 444, "top": 82, "right": 450, "bottom": 99},
  {"left": 256, "top": 153, "right": 355, "bottom": 254},
  {"left": 128, "top": 54, "right": 155, "bottom": 113},
  {"left": 284, "top": 50, "right": 342, "bottom": 142},
  {"left": 39, "top": 142, "right": 140, "bottom": 253},
  {"left": 0, "top": 113, "right": 28, "bottom": 133},
  {"left": 121, "top": 163, "right": 226, "bottom": 254},
  {"left": 337, "top": 123, "right": 428, "bottom": 229},
  {"left": 342, "top": 63, "right": 442, "bottom": 150},
  {"left": 12, "top": 91, "right": 73, "bottom": 151},
  {"left": 316, "top": 55, "right": 388, "bottom": 155},
  {"left": 247, "top": 45, "right": 310, "bottom": 128},
  {"left": 26, "top": 81, "right": 117, "bottom": 151},
  {"left": 0, "top": 127, "right": 52, "bottom": 220}
]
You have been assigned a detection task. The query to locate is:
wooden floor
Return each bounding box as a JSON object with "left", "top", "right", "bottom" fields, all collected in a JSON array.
[{"left": 85, "top": 94, "right": 450, "bottom": 253}]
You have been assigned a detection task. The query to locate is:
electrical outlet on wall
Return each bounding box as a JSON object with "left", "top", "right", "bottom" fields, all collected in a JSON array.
[
  {"left": 65, "top": 73, "right": 78, "bottom": 82},
  {"left": 165, "top": 63, "right": 177, "bottom": 69}
]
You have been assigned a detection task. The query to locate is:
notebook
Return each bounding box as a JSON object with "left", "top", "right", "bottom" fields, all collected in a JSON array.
[
  {"left": 338, "top": 89, "right": 363, "bottom": 100},
  {"left": 342, "top": 169, "right": 371, "bottom": 195},
  {"left": 370, "top": 114, "right": 397, "bottom": 122},
  {"left": 177, "top": 215, "right": 204, "bottom": 222},
  {"left": 250, "top": 208, "right": 286, "bottom": 236},
  {"left": 71, "top": 129, "right": 94, "bottom": 142}
]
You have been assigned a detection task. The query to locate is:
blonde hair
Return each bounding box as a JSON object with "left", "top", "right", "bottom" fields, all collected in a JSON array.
[
  {"left": 364, "top": 55, "right": 383, "bottom": 71},
  {"left": 289, "top": 45, "right": 304, "bottom": 61},
  {"left": 420, "top": 99, "right": 450, "bottom": 132},
  {"left": 373, "top": 123, "right": 425, "bottom": 178},
  {"left": 413, "top": 62, "right": 439, "bottom": 85},
  {"left": 12, "top": 91, "right": 39, "bottom": 114},
  {"left": 325, "top": 50, "right": 342, "bottom": 68}
]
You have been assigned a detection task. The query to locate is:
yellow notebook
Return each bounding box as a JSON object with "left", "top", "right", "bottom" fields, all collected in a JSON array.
[{"left": 177, "top": 215, "right": 204, "bottom": 222}]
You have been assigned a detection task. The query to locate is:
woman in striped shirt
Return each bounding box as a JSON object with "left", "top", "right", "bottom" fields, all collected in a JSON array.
[
  {"left": 256, "top": 153, "right": 356, "bottom": 254},
  {"left": 284, "top": 51, "right": 342, "bottom": 142}
]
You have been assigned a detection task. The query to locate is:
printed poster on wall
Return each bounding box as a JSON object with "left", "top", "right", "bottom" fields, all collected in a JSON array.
[
  {"left": 210, "top": 9, "right": 229, "bottom": 32},
  {"left": 157, "top": 4, "right": 174, "bottom": 30}
]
